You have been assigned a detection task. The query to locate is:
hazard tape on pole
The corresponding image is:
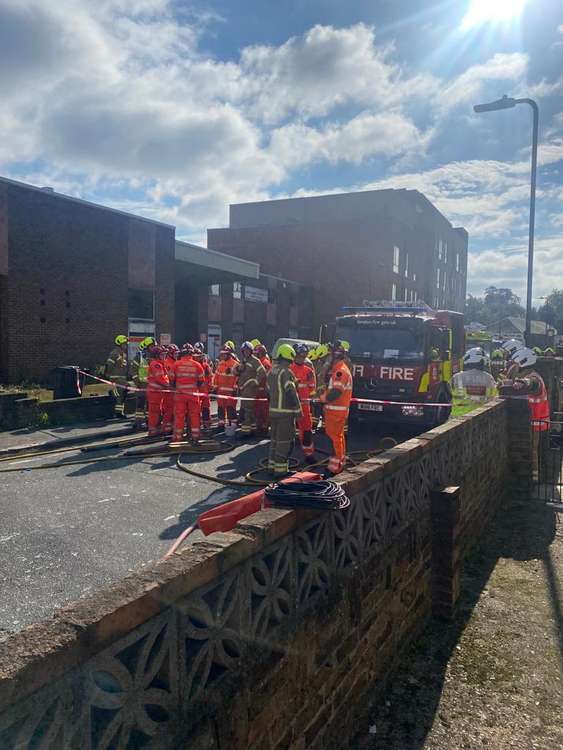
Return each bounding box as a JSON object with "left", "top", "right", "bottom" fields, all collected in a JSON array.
[{"left": 80, "top": 371, "right": 452, "bottom": 408}]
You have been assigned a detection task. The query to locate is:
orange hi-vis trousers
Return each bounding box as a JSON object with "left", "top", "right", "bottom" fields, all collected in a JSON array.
[
  {"left": 324, "top": 409, "right": 348, "bottom": 474},
  {"left": 297, "top": 402, "right": 314, "bottom": 457},
  {"left": 173, "top": 393, "right": 201, "bottom": 442}
]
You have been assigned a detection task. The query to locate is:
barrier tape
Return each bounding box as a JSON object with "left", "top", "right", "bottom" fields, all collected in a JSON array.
[{"left": 81, "top": 371, "right": 452, "bottom": 409}]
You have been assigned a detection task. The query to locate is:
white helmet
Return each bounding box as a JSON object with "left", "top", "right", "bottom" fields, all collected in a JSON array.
[
  {"left": 510, "top": 347, "right": 537, "bottom": 367},
  {"left": 501, "top": 339, "right": 522, "bottom": 357},
  {"left": 463, "top": 351, "right": 488, "bottom": 367},
  {"left": 466, "top": 346, "right": 485, "bottom": 357}
]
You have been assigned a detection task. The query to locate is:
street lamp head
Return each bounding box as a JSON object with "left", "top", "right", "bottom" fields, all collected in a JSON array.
[{"left": 473, "top": 95, "right": 516, "bottom": 113}]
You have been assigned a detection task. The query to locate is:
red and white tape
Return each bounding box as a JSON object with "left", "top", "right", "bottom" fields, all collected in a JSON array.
[{"left": 81, "top": 371, "right": 452, "bottom": 409}]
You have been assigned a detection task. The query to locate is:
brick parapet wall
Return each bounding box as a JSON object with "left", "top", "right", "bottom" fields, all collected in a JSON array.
[{"left": 0, "top": 399, "right": 521, "bottom": 750}]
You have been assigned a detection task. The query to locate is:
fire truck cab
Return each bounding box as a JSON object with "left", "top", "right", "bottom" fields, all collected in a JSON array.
[{"left": 334, "top": 301, "right": 465, "bottom": 427}]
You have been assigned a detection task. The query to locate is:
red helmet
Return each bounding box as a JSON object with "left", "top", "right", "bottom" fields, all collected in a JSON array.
[
  {"left": 181, "top": 343, "right": 194, "bottom": 356},
  {"left": 147, "top": 344, "right": 164, "bottom": 357},
  {"left": 254, "top": 344, "right": 268, "bottom": 357},
  {"left": 194, "top": 342, "right": 205, "bottom": 353}
]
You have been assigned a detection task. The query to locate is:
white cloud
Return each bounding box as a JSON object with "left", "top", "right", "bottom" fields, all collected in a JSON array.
[
  {"left": 0, "top": 0, "right": 559, "bottom": 267},
  {"left": 269, "top": 113, "right": 427, "bottom": 169},
  {"left": 440, "top": 53, "right": 528, "bottom": 112}
]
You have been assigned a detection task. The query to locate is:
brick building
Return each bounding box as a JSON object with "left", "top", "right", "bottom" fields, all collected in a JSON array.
[
  {"left": 0, "top": 177, "right": 312, "bottom": 383},
  {"left": 207, "top": 189, "right": 469, "bottom": 333}
]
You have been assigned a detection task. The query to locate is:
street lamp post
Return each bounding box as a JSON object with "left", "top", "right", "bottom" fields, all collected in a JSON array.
[{"left": 473, "top": 95, "right": 539, "bottom": 346}]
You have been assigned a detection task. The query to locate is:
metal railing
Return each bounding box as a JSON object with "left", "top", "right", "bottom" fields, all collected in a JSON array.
[{"left": 535, "top": 415, "right": 563, "bottom": 508}]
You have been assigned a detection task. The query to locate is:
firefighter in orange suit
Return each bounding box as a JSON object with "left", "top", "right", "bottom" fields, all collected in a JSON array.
[
  {"left": 290, "top": 343, "right": 317, "bottom": 462},
  {"left": 145, "top": 345, "right": 170, "bottom": 436},
  {"left": 193, "top": 342, "right": 213, "bottom": 429},
  {"left": 320, "top": 341, "right": 353, "bottom": 475},
  {"left": 171, "top": 344, "right": 205, "bottom": 443},
  {"left": 214, "top": 348, "right": 239, "bottom": 428},
  {"left": 161, "top": 345, "right": 179, "bottom": 433},
  {"left": 254, "top": 344, "right": 272, "bottom": 435}
]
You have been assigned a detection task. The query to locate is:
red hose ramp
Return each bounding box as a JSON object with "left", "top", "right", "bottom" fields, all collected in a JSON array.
[
  {"left": 163, "top": 471, "right": 321, "bottom": 559},
  {"left": 198, "top": 470, "right": 321, "bottom": 535}
]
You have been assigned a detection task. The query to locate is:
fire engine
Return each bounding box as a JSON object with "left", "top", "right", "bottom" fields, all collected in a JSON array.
[{"left": 334, "top": 301, "right": 465, "bottom": 426}]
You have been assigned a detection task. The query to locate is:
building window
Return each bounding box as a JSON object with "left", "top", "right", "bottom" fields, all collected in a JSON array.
[
  {"left": 436, "top": 268, "right": 440, "bottom": 289},
  {"left": 443, "top": 242, "right": 448, "bottom": 264},
  {"left": 414, "top": 290, "right": 418, "bottom": 301},
  {"left": 128, "top": 289, "right": 154, "bottom": 320},
  {"left": 233, "top": 282, "right": 242, "bottom": 300},
  {"left": 210, "top": 284, "right": 220, "bottom": 297},
  {"left": 391, "top": 283, "right": 397, "bottom": 301},
  {"left": 413, "top": 272, "right": 417, "bottom": 282},
  {"left": 443, "top": 270, "right": 447, "bottom": 290},
  {"left": 404, "top": 287, "right": 408, "bottom": 301},
  {"left": 404, "top": 253, "right": 409, "bottom": 278},
  {"left": 437, "top": 239, "right": 442, "bottom": 261},
  {"left": 393, "top": 246, "right": 400, "bottom": 274},
  {"left": 456, "top": 252, "right": 460, "bottom": 272}
]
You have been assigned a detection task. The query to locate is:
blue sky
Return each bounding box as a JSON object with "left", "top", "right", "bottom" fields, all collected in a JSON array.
[{"left": 1, "top": 0, "right": 562, "bottom": 301}]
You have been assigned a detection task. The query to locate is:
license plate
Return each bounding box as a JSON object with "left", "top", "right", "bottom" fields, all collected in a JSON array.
[{"left": 358, "top": 402, "right": 383, "bottom": 412}]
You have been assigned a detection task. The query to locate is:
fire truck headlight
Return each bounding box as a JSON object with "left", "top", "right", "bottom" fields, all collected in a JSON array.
[{"left": 401, "top": 405, "right": 424, "bottom": 417}]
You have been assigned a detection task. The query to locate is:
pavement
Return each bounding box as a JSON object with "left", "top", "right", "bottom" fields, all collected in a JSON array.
[
  {"left": 0, "top": 417, "right": 135, "bottom": 455},
  {"left": 0, "top": 419, "right": 418, "bottom": 639}
]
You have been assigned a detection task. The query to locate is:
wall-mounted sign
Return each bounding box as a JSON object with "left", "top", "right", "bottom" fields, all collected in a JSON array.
[{"left": 244, "top": 286, "right": 268, "bottom": 304}]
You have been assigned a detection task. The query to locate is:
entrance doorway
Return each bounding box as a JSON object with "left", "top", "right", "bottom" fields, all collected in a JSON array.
[{"left": 207, "top": 324, "right": 222, "bottom": 361}]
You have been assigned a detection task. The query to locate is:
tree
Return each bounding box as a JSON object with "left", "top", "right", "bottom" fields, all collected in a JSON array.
[
  {"left": 537, "top": 290, "right": 563, "bottom": 334},
  {"left": 464, "top": 287, "right": 525, "bottom": 328},
  {"left": 465, "top": 294, "right": 486, "bottom": 324},
  {"left": 482, "top": 286, "right": 525, "bottom": 326}
]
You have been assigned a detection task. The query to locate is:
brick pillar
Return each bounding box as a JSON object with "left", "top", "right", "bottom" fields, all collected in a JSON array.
[
  {"left": 504, "top": 396, "right": 533, "bottom": 502},
  {"left": 430, "top": 486, "right": 461, "bottom": 620}
]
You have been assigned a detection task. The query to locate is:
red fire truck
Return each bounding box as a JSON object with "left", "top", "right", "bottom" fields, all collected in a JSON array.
[{"left": 333, "top": 301, "right": 465, "bottom": 427}]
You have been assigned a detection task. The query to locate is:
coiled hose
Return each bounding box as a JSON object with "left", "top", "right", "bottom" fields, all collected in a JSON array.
[{"left": 264, "top": 480, "right": 350, "bottom": 510}]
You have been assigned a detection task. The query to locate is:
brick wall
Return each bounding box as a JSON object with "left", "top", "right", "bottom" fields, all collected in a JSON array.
[
  {"left": 0, "top": 399, "right": 521, "bottom": 750},
  {"left": 1, "top": 184, "right": 175, "bottom": 384},
  {"left": 208, "top": 199, "right": 468, "bottom": 332}
]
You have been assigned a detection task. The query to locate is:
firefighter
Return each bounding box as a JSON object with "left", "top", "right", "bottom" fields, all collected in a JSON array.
[
  {"left": 214, "top": 348, "right": 239, "bottom": 428},
  {"left": 267, "top": 344, "right": 302, "bottom": 476},
  {"left": 193, "top": 342, "right": 213, "bottom": 429},
  {"left": 223, "top": 340, "right": 240, "bottom": 362},
  {"left": 499, "top": 347, "right": 550, "bottom": 478},
  {"left": 236, "top": 341, "right": 266, "bottom": 437},
  {"left": 171, "top": 344, "right": 205, "bottom": 444},
  {"left": 161, "top": 345, "right": 178, "bottom": 434},
  {"left": 105, "top": 335, "right": 129, "bottom": 403},
  {"left": 254, "top": 343, "right": 272, "bottom": 436},
  {"left": 312, "top": 344, "right": 330, "bottom": 431},
  {"left": 320, "top": 340, "right": 353, "bottom": 475},
  {"left": 451, "top": 351, "right": 497, "bottom": 405},
  {"left": 146, "top": 345, "right": 170, "bottom": 436},
  {"left": 290, "top": 343, "right": 317, "bottom": 462}
]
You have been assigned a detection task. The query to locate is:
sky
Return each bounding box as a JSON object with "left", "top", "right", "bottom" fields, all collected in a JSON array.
[{"left": 1, "top": 0, "right": 562, "bottom": 302}]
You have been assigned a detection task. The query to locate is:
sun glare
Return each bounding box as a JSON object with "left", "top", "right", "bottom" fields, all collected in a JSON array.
[{"left": 461, "top": 0, "right": 527, "bottom": 30}]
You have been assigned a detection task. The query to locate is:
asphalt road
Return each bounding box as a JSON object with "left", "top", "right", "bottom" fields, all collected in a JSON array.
[{"left": 0, "top": 422, "right": 419, "bottom": 637}]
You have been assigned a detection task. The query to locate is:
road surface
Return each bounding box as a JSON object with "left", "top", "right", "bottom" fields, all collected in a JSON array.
[{"left": 0, "top": 423, "right": 417, "bottom": 637}]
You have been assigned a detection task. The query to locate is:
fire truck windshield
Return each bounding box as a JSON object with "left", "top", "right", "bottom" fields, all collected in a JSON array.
[{"left": 336, "top": 325, "right": 424, "bottom": 361}]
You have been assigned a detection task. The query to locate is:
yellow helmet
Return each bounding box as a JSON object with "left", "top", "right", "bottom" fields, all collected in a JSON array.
[
  {"left": 277, "top": 343, "right": 296, "bottom": 361},
  {"left": 224, "top": 340, "right": 236, "bottom": 351},
  {"left": 341, "top": 340, "right": 351, "bottom": 352},
  {"left": 317, "top": 344, "right": 329, "bottom": 359},
  {"left": 250, "top": 338, "right": 261, "bottom": 349},
  {"left": 139, "top": 336, "right": 155, "bottom": 351},
  {"left": 115, "top": 334, "right": 128, "bottom": 346},
  {"left": 309, "top": 348, "right": 319, "bottom": 361}
]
